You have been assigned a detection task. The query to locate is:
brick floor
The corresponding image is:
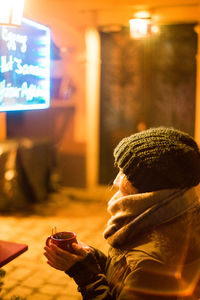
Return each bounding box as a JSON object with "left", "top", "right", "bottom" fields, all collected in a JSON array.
[{"left": 0, "top": 187, "right": 114, "bottom": 300}]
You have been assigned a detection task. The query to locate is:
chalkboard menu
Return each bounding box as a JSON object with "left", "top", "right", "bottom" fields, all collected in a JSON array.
[{"left": 0, "top": 18, "right": 50, "bottom": 111}]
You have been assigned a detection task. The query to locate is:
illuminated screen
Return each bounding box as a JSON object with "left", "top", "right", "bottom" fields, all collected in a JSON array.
[{"left": 0, "top": 18, "right": 50, "bottom": 112}]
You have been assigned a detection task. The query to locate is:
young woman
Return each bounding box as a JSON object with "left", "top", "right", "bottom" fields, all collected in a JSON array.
[{"left": 44, "top": 127, "right": 200, "bottom": 299}]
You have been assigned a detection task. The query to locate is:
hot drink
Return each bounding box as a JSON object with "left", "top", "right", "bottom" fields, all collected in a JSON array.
[{"left": 46, "top": 231, "right": 77, "bottom": 251}]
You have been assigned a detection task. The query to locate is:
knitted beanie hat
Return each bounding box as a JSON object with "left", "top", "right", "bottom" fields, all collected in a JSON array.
[{"left": 114, "top": 127, "right": 200, "bottom": 193}]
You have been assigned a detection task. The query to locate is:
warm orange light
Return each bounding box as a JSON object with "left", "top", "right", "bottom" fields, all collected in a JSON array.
[
  {"left": 129, "top": 11, "right": 154, "bottom": 39},
  {"left": 151, "top": 25, "right": 160, "bottom": 34},
  {"left": 85, "top": 28, "right": 101, "bottom": 188},
  {"left": 129, "top": 18, "right": 151, "bottom": 38},
  {"left": 0, "top": 0, "right": 24, "bottom": 27}
]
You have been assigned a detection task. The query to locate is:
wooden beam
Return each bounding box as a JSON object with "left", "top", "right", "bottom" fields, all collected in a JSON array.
[
  {"left": 85, "top": 28, "right": 101, "bottom": 188},
  {"left": 0, "top": 113, "right": 6, "bottom": 141}
]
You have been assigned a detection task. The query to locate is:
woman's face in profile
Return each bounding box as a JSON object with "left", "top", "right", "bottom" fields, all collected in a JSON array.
[{"left": 113, "top": 170, "right": 138, "bottom": 196}]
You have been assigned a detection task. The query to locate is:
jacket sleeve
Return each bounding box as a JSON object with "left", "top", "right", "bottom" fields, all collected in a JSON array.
[
  {"left": 66, "top": 248, "right": 114, "bottom": 299},
  {"left": 66, "top": 251, "right": 184, "bottom": 300}
]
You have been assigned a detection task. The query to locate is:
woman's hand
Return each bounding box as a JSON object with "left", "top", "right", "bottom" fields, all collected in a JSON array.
[{"left": 44, "top": 241, "right": 90, "bottom": 271}]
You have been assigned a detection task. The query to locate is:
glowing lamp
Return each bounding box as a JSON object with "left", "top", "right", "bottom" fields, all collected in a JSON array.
[
  {"left": 129, "top": 17, "right": 152, "bottom": 39},
  {"left": 0, "top": 0, "right": 24, "bottom": 27},
  {"left": 129, "top": 12, "right": 152, "bottom": 39}
]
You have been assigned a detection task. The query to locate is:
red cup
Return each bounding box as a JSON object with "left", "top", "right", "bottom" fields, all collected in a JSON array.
[{"left": 46, "top": 231, "right": 77, "bottom": 252}]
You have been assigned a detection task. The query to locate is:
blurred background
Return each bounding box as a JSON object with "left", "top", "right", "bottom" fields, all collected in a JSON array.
[
  {"left": 0, "top": 1, "right": 200, "bottom": 299},
  {"left": 1, "top": 0, "right": 200, "bottom": 196}
]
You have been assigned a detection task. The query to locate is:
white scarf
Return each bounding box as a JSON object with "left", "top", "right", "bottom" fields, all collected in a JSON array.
[{"left": 104, "top": 185, "right": 200, "bottom": 248}]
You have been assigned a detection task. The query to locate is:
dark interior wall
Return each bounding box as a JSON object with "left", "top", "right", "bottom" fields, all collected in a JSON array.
[
  {"left": 6, "top": 108, "right": 86, "bottom": 187},
  {"left": 7, "top": 109, "right": 55, "bottom": 140},
  {"left": 99, "top": 24, "right": 197, "bottom": 185}
]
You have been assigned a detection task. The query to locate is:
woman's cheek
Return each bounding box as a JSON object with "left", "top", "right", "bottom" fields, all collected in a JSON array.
[{"left": 121, "top": 178, "right": 138, "bottom": 195}]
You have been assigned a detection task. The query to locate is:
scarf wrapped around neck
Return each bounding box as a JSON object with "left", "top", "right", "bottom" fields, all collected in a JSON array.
[{"left": 103, "top": 185, "right": 200, "bottom": 248}]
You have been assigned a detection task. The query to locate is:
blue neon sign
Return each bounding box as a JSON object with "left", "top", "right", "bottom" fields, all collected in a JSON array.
[{"left": 0, "top": 18, "right": 50, "bottom": 111}]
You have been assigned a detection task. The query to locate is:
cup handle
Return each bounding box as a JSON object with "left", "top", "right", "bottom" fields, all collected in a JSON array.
[{"left": 46, "top": 236, "right": 51, "bottom": 247}]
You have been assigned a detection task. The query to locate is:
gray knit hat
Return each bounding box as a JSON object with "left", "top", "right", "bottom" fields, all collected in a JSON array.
[{"left": 114, "top": 127, "right": 200, "bottom": 192}]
